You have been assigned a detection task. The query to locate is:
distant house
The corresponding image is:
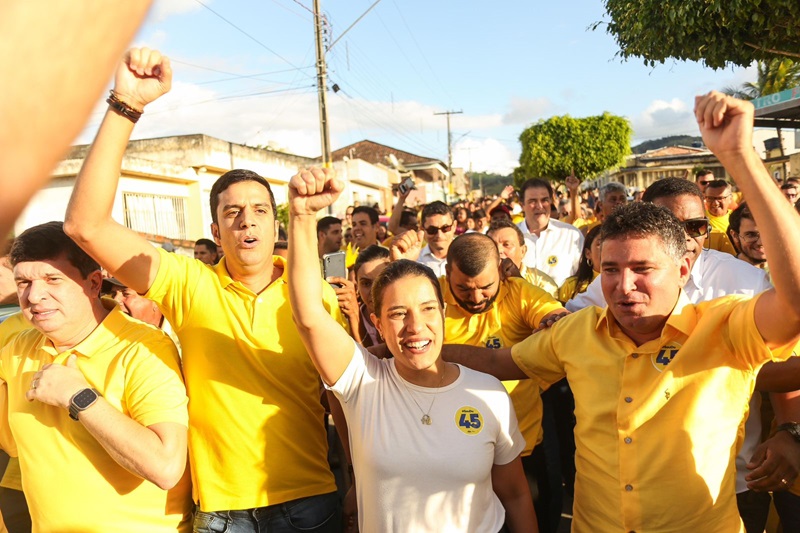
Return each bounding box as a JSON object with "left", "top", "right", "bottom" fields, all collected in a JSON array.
[
  {"left": 605, "top": 146, "right": 727, "bottom": 191},
  {"left": 330, "top": 140, "right": 466, "bottom": 205}
]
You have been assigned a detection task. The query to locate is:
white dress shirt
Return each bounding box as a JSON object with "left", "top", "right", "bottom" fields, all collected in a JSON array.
[
  {"left": 517, "top": 218, "right": 584, "bottom": 287},
  {"left": 565, "top": 248, "right": 771, "bottom": 311},
  {"left": 417, "top": 245, "right": 448, "bottom": 277}
]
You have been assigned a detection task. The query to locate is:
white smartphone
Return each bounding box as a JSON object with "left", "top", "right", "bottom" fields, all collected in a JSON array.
[{"left": 322, "top": 250, "right": 347, "bottom": 283}]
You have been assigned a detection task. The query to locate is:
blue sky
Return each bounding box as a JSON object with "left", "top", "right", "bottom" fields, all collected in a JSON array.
[{"left": 77, "top": 0, "right": 755, "bottom": 174}]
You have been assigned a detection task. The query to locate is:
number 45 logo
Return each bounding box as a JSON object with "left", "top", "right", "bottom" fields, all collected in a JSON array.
[
  {"left": 651, "top": 343, "right": 681, "bottom": 372},
  {"left": 455, "top": 407, "right": 484, "bottom": 435}
]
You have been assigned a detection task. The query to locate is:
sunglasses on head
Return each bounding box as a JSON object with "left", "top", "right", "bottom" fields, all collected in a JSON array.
[
  {"left": 425, "top": 223, "right": 454, "bottom": 235},
  {"left": 682, "top": 217, "right": 710, "bottom": 238}
]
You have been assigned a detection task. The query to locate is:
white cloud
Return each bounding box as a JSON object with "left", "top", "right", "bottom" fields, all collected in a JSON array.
[
  {"left": 453, "top": 138, "right": 519, "bottom": 175},
  {"left": 502, "top": 97, "right": 556, "bottom": 125},
  {"left": 629, "top": 98, "right": 698, "bottom": 142},
  {"left": 74, "top": 80, "right": 517, "bottom": 171},
  {"left": 150, "top": 0, "right": 204, "bottom": 23}
]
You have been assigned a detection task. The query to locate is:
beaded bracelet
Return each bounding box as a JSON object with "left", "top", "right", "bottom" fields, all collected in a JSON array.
[{"left": 106, "top": 91, "right": 143, "bottom": 123}]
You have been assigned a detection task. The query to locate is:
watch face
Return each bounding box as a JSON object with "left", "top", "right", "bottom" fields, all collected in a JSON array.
[
  {"left": 73, "top": 388, "right": 98, "bottom": 409},
  {"left": 789, "top": 425, "right": 800, "bottom": 440}
]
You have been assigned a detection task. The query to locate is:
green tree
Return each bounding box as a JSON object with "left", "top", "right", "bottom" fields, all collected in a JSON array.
[
  {"left": 597, "top": 0, "right": 800, "bottom": 69},
  {"left": 723, "top": 58, "right": 800, "bottom": 178},
  {"left": 516, "top": 112, "right": 632, "bottom": 187},
  {"left": 723, "top": 59, "right": 800, "bottom": 100}
]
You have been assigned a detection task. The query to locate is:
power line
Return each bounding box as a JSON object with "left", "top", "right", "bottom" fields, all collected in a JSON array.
[
  {"left": 171, "top": 59, "right": 314, "bottom": 85},
  {"left": 192, "top": 0, "right": 313, "bottom": 78}
]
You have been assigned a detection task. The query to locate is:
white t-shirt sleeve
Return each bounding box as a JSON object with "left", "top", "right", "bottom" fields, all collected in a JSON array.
[
  {"left": 565, "top": 274, "right": 606, "bottom": 311},
  {"left": 326, "top": 341, "right": 376, "bottom": 404},
  {"left": 491, "top": 380, "right": 526, "bottom": 466}
]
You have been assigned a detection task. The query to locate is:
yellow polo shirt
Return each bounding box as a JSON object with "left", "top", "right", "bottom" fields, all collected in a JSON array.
[
  {"left": 557, "top": 272, "right": 598, "bottom": 303},
  {"left": 707, "top": 211, "right": 736, "bottom": 256},
  {"left": 0, "top": 304, "right": 191, "bottom": 533},
  {"left": 147, "top": 249, "right": 342, "bottom": 511},
  {"left": 441, "top": 276, "right": 563, "bottom": 455},
  {"left": 0, "top": 312, "right": 30, "bottom": 493},
  {"left": 511, "top": 292, "right": 796, "bottom": 532}
]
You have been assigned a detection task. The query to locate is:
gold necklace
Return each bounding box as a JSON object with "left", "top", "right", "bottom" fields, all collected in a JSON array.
[{"left": 399, "top": 365, "right": 447, "bottom": 425}]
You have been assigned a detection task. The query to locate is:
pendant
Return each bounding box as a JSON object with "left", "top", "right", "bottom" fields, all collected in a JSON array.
[{"left": 421, "top": 414, "right": 432, "bottom": 425}]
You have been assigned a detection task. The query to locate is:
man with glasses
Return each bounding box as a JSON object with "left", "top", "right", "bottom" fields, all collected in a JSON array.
[
  {"left": 417, "top": 200, "right": 456, "bottom": 276},
  {"left": 728, "top": 203, "right": 766, "bottom": 269},
  {"left": 704, "top": 179, "right": 737, "bottom": 255},
  {"left": 566, "top": 178, "right": 769, "bottom": 312},
  {"left": 517, "top": 178, "right": 584, "bottom": 286},
  {"left": 695, "top": 169, "right": 715, "bottom": 193}
]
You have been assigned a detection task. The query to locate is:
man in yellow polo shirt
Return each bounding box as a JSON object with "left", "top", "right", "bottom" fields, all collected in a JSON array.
[
  {"left": 444, "top": 92, "right": 800, "bottom": 532},
  {"left": 0, "top": 222, "right": 191, "bottom": 532},
  {"left": 64, "top": 48, "right": 343, "bottom": 531},
  {"left": 442, "top": 232, "right": 565, "bottom": 533},
  {"left": 704, "top": 179, "right": 737, "bottom": 255}
]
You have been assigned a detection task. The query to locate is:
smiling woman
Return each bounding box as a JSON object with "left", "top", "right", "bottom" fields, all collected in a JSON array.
[{"left": 287, "top": 167, "right": 538, "bottom": 532}]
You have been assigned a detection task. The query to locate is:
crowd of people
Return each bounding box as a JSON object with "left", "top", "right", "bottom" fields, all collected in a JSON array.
[{"left": 0, "top": 40, "right": 800, "bottom": 533}]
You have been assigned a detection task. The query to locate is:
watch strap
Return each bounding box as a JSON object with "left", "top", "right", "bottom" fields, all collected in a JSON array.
[
  {"left": 776, "top": 422, "right": 800, "bottom": 443},
  {"left": 68, "top": 388, "right": 101, "bottom": 421}
]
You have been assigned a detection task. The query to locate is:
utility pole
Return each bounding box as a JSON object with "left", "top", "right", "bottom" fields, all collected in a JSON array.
[
  {"left": 314, "top": 0, "right": 331, "bottom": 167},
  {"left": 434, "top": 110, "right": 462, "bottom": 202}
]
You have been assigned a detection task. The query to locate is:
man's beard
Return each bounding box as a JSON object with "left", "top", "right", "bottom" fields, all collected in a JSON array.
[{"left": 451, "top": 285, "right": 499, "bottom": 315}]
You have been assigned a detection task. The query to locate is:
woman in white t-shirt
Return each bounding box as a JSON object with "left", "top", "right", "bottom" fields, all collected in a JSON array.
[{"left": 288, "top": 168, "right": 537, "bottom": 533}]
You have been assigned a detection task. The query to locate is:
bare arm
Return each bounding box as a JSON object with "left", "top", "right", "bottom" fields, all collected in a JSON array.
[
  {"left": 485, "top": 185, "right": 515, "bottom": 217},
  {"left": 757, "top": 357, "right": 800, "bottom": 392},
  {"left": 64, "top": 48, "right": 172, "bottom": 294},
  {"left": 0, "top": 1, "right": 152, "bottom": 238},
  {"left": 564, "top": 173, "right": 580, "bottom": 224},
  {"left": 440, "top": 345, "right": 527, "bottom": 381},
  {"left": 386, "top": 188, "right": 411, "bottom": 236},
  {"left": 288, "top": 168, "right": 354, "bottom": 386},
  {"left": 26, "top": 355, "right": 186, "bottom": 490},
  {"left": 491, "top": 457, "right": 538, "bottom": 533},
  {"left": 695, "top": 92, "right": 800, "bottom": 347},
  {"left": 746, "top": 390, "right": 800, "bottom": 491}
]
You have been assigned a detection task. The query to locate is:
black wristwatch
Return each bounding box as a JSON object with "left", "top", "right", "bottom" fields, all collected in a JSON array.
[
  {"left": 69, "top": 388, "right": 101, "bottom": 421},
  {"left": 776, "top": 422, "right": 800, "bottom": 443}
]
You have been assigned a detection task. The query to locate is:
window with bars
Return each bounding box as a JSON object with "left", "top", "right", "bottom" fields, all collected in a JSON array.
[{"left": 122, "top": 192, "right": 188, "bottom": 240}]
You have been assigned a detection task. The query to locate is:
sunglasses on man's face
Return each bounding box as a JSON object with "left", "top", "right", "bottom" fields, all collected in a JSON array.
[
  {"left": 425, "top": 223, "right": 454, "bottom": 236},
  {"left": 682, "top": 217, "right": 710, "bottom": 238}
]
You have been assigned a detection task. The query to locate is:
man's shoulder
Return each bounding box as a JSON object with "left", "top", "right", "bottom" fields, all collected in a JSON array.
[
  {"left": 548, "top": 219, "right": 584, "bottom": 238},
  {"left": 702, "top": 249, "right": 769, "bottom": 283}
]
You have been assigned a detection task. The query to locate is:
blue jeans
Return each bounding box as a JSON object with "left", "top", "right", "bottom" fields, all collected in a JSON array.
[{"left": 193, "top": 492, "right": 341, "bottom": 533}]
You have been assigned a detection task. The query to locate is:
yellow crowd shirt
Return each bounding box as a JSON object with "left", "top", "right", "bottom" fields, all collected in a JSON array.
[
  {"left": 707, "top": 211, "right": 737, "bottom": 256},
  {"left": 557, "top": 272, "right": 598, "bottom": 304},
  {"left": 0, "top": 313, "right": 30, "bottom": 495},
  {"left": 0, "top": 304, "right": 192, "bottom": 532},
  {"left": 511, "top": 292, "right": 796, "bottom": 532},
  {"left": 441, "top": 276, "right": 563, "bottom": 454},
  {"left": 146, "top": 249, "right": 342, "bottom": 511},
  {"left": 521, "top": 266, "right": 559, "bottom": 299}
]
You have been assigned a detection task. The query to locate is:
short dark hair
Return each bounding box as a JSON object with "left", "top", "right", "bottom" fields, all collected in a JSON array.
[
  {"left": 446, "top": 233, "right": 499, "bottom": 276},
  {"left": 399, "top": 210, "right": 419, "bottom": 230},
  {"left": 704, "top": 179, "right": 730, "bottom": 192},
  {"left": 421, "top": 201, "right": 452, "bottom": 224},
  {"left": 352, "top": 205, "right": 379, "bottom": 225},
  {"left": 273, "top": 240, "right": 288, "bottom": 251},
  {"left": 10, "top": 221, "right": 100, "bottom": 278},
  {"left": 471, "top": 209, "right": 486, "bottom": 221},
  {"left": 695, "top": 169, "right": 714, "bottom": 180},
  {"left": 195, "top": 238, "right": 217, "bottom": 252},
  {"left": 209, "top": 169, "right": 277, "bottom": 225},
  {"left": 372, "top": 259, "right": 443, "bottom": 317},
  {"left": 600, "top": 202, "right": 687, "bottom": 263},
  {"left": 780, "top": 182, "right": 798, "bottom": 191},
  {"left": 353, "top": 245, "right": 390, "bottom": 280},
  {"left": 642, "top": 177, "right": 703, "bottom": 203},
  {"left": 519, "top": 178, "right": 553, "bottom": 200},
  {"left": 486, "top": 219, "right": 525, "bottom": 246},
  {"left": 727, "top": 202, "right": 753, "bottom": 235},
  {"left": 316, "top": 216, "right": 341, "bottom": 234}
]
